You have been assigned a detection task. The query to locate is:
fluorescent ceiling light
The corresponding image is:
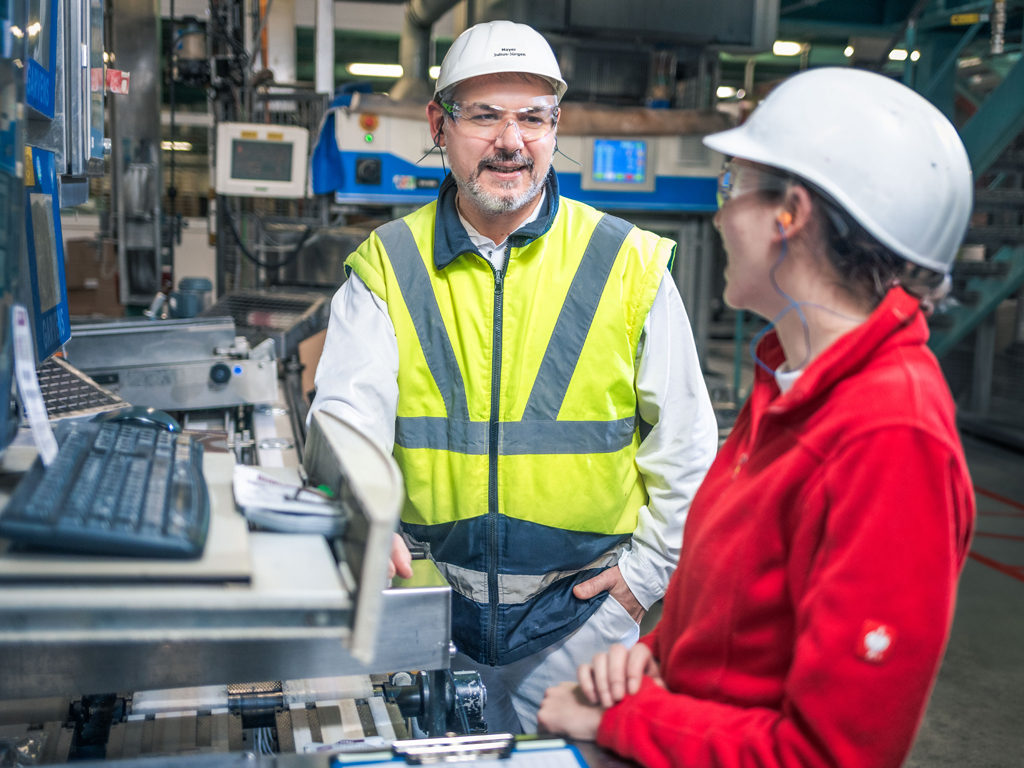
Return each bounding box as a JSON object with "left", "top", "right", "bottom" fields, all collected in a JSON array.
[
  {"left": 910, "top": 50, "right": 921, "bottom": 61},
  {"left": 717, "top": 86, "right": 737, "bottom": 99},
  {"left": 429, "top": 65, "right": 440, "bottom": 79},
  {"left": 161, "top": 141, "right": 193, "bottom": 151},
  {"left": 347, "top": 63, "right": 403, "bottom": 78},
  {"left": 10, "top": 26, "right": 23, "bottom": 38},
  {"left": 27, "top": 22, "right": 41, "bottom": 36},
  {"left": 773, "top": 41, "right": 803, "bottom": 56},
  {"left": 844, "top": 46, "right": 854, "bottom": 57},
  {"left": 889, "top": 49, "right": 908, "bottom": 61}
]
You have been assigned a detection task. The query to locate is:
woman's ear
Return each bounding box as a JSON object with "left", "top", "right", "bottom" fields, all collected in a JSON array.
[{"left": 777, "top": 185, "right": 813, "bottom": 238}]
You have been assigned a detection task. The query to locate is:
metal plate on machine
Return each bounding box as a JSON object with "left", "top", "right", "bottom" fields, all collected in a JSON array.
[
  {"left": 65, "top": 318, "right": 238, "bottom": 369},
  {"left": 81, "top": 358, "right": 278, "bottom": 411}
]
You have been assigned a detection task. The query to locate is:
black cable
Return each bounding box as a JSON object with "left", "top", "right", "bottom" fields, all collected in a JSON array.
[{"left": 220, "top": 196, "right": 314, "bottom": 269}]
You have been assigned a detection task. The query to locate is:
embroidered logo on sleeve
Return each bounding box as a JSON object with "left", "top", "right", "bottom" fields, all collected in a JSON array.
[{"left": 857, "top": 620, "right": 897, "bottom": 663}]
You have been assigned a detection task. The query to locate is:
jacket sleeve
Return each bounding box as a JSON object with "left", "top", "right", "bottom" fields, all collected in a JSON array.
[
  {"left": 618, "top": 270, "right": 718, "bottom": 611},
  {"left": 599, "top": 426, "right": 973, "bottom": 768},
  {"left": 308, "top": 272, "right": 400, "bottom": 454}
]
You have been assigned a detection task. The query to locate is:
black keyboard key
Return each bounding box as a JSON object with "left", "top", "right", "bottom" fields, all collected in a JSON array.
[
  {"left": 114, "top": 427, "right": 138, "bottom": 454},
  {"left": 116, "top": 457, "right": 151, "bottom": 526},
  {"left": 93, "top": 424, "right": 118, "bottom": 452}
]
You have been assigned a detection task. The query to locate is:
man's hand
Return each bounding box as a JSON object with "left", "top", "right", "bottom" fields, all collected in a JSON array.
[
  {"left": 537, "top": 682, "right": 603, "bottom": 741},
  {"left": 578, "top": 643, "right": 664, "bottom": 708},
  {"left": 573, "top": 565, "right": 646, "bottom": 623},
  {"left": 388, "top": 533, "right": 413, "bottom": 580}
]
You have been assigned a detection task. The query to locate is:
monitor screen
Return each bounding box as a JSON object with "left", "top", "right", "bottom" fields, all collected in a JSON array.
[
  {"left": 592, "top": 140, "right": 649, "bottom": 184},
  {"left": 231, "top": 139, "right": 294, "bottom": 182},
  {"left": 28, "top": 193, "right": 59, "bottom": 313}
]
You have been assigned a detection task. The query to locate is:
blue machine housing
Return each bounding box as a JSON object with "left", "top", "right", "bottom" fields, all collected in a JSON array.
[
  {"left": 24, "top": 147, "right": 70, "bottom": 360},
  {"left": 321, "top": 149, "right": 717, "bottom": 212}
]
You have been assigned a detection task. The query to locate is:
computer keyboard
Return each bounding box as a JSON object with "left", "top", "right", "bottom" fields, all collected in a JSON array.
[{"left": 0, "top": 421, "right": 210, "bottom": 558}]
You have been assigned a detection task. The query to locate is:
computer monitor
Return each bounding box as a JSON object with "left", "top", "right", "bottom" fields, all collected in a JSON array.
[
  {"left": 24, "top": 0, "right": 57, "bottom": 119},
  {"left": 581, "top": 138, "right": 657, "bottom": 193},
  {"left": 215, "top": 122, "right": 309, "bottom": 198},
  {"left": 23, "top": 147, "right": 70, "bottom": 361},
  {"left": 0, "top": 16, "right": 26, "bottom": 459}
]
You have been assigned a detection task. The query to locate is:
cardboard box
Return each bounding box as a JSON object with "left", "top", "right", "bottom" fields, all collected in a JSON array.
[{"left": 65, "top": 238, "right": 123, "bottom": 317}]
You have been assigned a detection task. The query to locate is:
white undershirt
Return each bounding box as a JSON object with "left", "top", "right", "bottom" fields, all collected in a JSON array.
[
  {"left": 775, "top": 367, "right": 804, "bottom": 393},
  {"left": 457, "top": 189, "right": 547, "bottom": 272}
]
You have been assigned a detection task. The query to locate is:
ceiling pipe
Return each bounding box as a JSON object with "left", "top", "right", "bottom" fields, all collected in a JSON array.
[{"left": 390, "top": 0, "right": 461, "bottom": 101}]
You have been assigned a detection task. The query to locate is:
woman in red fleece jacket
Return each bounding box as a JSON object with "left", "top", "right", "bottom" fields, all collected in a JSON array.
[{"left": 537, "top": 68, "right": 976, "bottom": 768}]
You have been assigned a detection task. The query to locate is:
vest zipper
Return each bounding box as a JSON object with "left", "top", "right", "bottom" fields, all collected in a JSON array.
[{"left": 487, "top": 246, "right": 508, "bottom": 666}]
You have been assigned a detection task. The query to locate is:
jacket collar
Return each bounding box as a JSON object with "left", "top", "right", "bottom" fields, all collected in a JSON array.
[
  {"left": 751, "top": 286, "right": 927, "bottom": 413},
  {"left": 432, "top": 167, "right": 560, "bottom": 270}
]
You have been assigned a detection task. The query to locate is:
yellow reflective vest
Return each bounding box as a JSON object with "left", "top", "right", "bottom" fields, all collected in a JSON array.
[{"left": 346, "top": 172, "right": 674, "bottom": 664}]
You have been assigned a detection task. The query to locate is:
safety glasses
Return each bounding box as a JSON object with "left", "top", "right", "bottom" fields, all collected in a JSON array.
[
  {"left": 442, "top": 101, "right": 559, "bottom": 142},
  {"left": 717, "top": 161, "right": 793, "bottom": 208}
]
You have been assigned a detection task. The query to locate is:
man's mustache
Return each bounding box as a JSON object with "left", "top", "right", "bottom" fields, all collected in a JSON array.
[{"left": 477, "top": 151, "right": 534, "bottom": 174}]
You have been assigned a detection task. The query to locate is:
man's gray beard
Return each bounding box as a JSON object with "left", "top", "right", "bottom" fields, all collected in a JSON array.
[{"left": 453, "top": 165, "right": 546, "bottom": 215}]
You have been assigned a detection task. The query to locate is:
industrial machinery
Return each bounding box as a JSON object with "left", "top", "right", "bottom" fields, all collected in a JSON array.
[
  {"left": 0, "top": 3, "right": 478, "bottom": 756},
  {"left": 0, "top": 411, "right": 475, "bottom": 746},
  {"left": 62, "top": 317, "right": 280, "bottom": 412}
]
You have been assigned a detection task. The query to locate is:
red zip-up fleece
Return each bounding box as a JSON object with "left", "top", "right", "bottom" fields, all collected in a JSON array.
[{"left": 598, "top": 287, "right": 975, "bottom": 768}]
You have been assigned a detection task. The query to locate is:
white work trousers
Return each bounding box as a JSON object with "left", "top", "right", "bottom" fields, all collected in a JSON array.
[{"left": 452, "top": 595, "right": 640, "bottom": 734}]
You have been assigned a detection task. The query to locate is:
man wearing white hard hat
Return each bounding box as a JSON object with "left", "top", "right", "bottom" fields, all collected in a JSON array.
[
  {"left": 538, "top": 68, "right": 976, "bottom": 767},
  {"left": 310, "top": 20, "right": 716, "bottom": 731}
]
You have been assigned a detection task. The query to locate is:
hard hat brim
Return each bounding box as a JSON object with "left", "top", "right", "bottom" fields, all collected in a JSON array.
[{"left": 435, "top": 64, "right": 567, "bottom": 100}]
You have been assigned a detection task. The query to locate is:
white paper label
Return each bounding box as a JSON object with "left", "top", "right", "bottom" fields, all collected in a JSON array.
[{"left": 12, "top": 305, "right": 59, "bottom": 466}]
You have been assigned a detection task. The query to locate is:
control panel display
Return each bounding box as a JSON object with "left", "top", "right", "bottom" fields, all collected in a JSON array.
[
  {"left": 593, "top": 139, "right": 648, "bottom": 184},
  {"left": 215, "top": 123, "right": 309, "bottom": 198},
  {"left": 230, "top": 140, "right": 294, "bottom": 182},
  {"left": 581, "top": 138, "right": 657, "bottom": 193}
]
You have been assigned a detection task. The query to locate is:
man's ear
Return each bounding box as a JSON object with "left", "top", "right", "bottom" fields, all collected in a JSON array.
[{"left": 425, "top": 102, "right": 447, "bottom": 148}]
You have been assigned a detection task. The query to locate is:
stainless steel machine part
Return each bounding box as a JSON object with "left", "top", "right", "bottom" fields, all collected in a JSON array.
[{"left": 62, "top": 318, "right": 279, "bottom": 410}]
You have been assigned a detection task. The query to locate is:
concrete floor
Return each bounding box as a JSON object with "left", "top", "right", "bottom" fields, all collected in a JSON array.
[{"left": 906, "top": 435, "right": 1024, "bottom": 766}]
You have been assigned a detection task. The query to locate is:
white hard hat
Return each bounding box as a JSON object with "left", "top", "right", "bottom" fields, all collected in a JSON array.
[
  {"left": 435, "top": 20, "right": 567, "bottom": 101},
  {"left": 703, "top": 67, "right": 973, "bottom": 274}
]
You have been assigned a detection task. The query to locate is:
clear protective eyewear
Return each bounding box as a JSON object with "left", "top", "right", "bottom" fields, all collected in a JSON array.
[
  {"left": 442, "top": 101, "right": 559, "bottom": 142},
  {"left": 717, "top": 161, "right": 793, "bottom": 208}
]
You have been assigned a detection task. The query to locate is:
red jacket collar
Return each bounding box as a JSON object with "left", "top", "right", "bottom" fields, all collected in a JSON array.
[{"left": 751, "top": 287, "right": 927, "bottom": 411}]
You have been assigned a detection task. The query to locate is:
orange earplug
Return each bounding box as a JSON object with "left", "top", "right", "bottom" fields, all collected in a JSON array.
[{"left": 778, "top": 212, "right": 793, "bottom": 228}]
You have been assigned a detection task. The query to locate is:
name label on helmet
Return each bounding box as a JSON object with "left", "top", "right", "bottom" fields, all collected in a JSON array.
[{"left": 495, "top": 47, "right": 526, "bottom": 58}]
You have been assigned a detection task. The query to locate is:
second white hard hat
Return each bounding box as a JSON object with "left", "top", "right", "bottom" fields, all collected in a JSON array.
[
  {"left": 703, "top": 67, "right": 973, "bottom": 274},
  {"left": 435, "top": 20, "right": 567, "bottom": 101}
]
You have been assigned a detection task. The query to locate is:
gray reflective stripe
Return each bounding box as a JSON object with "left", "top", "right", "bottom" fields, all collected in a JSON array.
[
  {"left": 522, "top": 214, "right": 635, "bottom": 420},
  {"left": 376, "top": 219, "right": 469, "bottom": 421},
  {"left": 434, "top": 546, "right": 625, "bottom": 605},
  {"left": 395, "top": 416, "right": 488, "bottom": 454},
  {"left": 395, "top": 415, "right": 634, "bottom": 455},
  {"left": 500, "top": 417, "right": 634, "bottom": 455}
]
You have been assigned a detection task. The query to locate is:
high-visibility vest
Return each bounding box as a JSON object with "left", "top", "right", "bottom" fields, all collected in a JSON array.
[{"left": 347, "top": 174, "right": 674, "bottom": 665}]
